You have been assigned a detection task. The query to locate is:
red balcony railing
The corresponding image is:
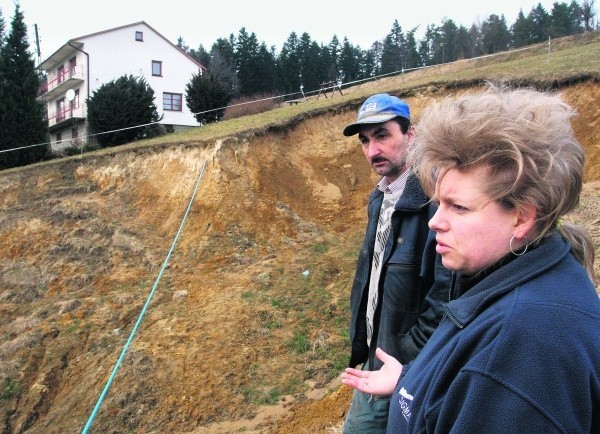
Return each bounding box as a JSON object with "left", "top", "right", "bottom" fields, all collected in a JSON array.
[
  {"left": 38, "top": 64, "right": 85, "bottom": 97},
  {"left": 47, "top": 102, "right": 85, "bottom": 127}
]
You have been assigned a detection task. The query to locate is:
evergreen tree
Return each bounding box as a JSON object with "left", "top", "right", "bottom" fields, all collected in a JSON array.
[
  {"left": 404, "top": 28, "right": 421, "bottom": 69},
  {"left": 367, "top": 40, "right": 383, "bottom": 76},
  {"left": 326, "top": 35, "right": 341, "bottom": 81},
  {"left": 361, "top": 45, "right": 378, "bottom": 78},
  {"left": 185, "top": 71, "right": 232, "bottom": 124},
  {"left": 380, "top": 20, "right": 405, "bottom": 73},
  {"left": 176, "top": 36, "right": 189, "bottom": 52},
  {"left": 567, "top": 0, "right": 585, "bottom": 34},
  {"left": 453, "top": 25, "right": 473, "bottom": 60},
  {"left": 481, "top": 14, "right": 511, "bottom": 53},
  {"left": 468, "top": 23, "right": 484, "bottom": 58},
  {"left": 512, "top": 9, "right": 534, "bottom": 47},
  {"left": 253, "top": 42, "right": 277, "bottom": 93},
  {"left": 338, "top": 37, "right": 362, "bottom": 83},
  {"left": 87, "top": 75, "right": 162, "bottom": 147},
  {"left": 0, "top": 7, "right": 4, "bottom": 49},
  {"left": 234, "top": 27, "right": 263, "bottom": 95},
  {"left": 418, "top": 24, "right": 438, "bottom": 66},
  {"left": 299, "top": 37, "right": 326, "bottom": 92},
  {"left": 276, "top": 32, "right": 301, "bottom": 94},
  {"left": 230, "top": 29, "right": 276, "bottom": 97},
  {"left": 297, "top": 32, "right": 316, "bottom": 91},
  {"left": 177, "top": 36, "right": 211, "bottom": 71},
  {"left": 439, "top": 18, "right": 459, "bottom": 62},
  {"left": 427, "top": 24, "right": 446, "bottom": 65},
  {"left": 550, "top": 2, "right": 578, "bottom": 37},
  {"left": 0, "top": 3, "right": 48, "bottom": 170},
  {"left": 529, "top": 4, "right": 551, "bottom": 43},
  {"left": 189, "top": 44, "right": 211, "bottom": 68}
]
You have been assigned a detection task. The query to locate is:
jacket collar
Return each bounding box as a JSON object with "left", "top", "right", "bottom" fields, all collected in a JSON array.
[
  {"left": 369, "top": 171, "right": 430, "bottom": 211},
  {"left": 445, "top": 232, "right": 571, "bottom": 327}
]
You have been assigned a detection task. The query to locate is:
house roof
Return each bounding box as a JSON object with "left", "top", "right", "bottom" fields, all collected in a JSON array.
[{"left": 39, "top": 21, "right": 208, "bottom": 72}]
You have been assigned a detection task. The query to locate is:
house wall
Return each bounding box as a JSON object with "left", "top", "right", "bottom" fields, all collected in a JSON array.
[
  {"left": 50, "top": 120, "right": 86, "bottom": 152},
  {"left": 78, "top": 23, "right": 201, "bottom": 127}
]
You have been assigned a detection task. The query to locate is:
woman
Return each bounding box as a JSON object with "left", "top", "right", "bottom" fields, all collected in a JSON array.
[{"left": 341, "top": 84, "right": 600, "bottom": 433}]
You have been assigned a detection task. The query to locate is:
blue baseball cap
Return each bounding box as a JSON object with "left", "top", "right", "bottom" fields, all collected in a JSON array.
[{"left": 343, "top": 93, "right": 410, "bottom": 136}]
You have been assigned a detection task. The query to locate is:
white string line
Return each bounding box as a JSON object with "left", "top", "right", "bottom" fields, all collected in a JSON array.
[{"left": 0, "top": 121, "right": 163, "bottom": 154}]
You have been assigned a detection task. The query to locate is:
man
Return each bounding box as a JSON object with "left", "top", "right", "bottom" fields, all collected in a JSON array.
[{"left": 341, "top": 93, "right": 450, "bottom": 433}]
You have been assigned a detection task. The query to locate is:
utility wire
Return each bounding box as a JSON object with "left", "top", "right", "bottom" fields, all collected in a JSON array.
[{"left": 81, "top": 160, "right": 207, "bottom": 434}]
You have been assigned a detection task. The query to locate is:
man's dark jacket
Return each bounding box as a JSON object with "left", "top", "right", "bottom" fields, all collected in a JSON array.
[{"left": 349, "top": 173, "right": 450, "bottom": 370}]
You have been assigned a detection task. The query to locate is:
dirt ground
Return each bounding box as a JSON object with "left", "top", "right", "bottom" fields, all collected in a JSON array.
[{"left": 0, "top": 82, "right": 598, "bottom": 434}]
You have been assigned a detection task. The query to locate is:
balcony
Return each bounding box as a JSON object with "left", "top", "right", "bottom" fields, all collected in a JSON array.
[
  {"left": 38, "top": 65, "right": 85, "bottom": 100},
  {"left": 47, "top": 103, "right": 86, "bottom": 131}
]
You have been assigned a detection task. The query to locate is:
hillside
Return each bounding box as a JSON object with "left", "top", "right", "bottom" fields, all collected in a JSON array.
[{"left": 1, "top": 34, "right": 599, "bottom": 433}]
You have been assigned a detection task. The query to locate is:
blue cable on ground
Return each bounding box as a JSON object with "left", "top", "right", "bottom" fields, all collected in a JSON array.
[{"left": 81, "top": 160, "right": 207, "bottom": 433}]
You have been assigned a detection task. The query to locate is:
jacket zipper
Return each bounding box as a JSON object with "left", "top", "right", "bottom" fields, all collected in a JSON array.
[{"left": 441, "top": 273, "right": 464, "bottom": 328}]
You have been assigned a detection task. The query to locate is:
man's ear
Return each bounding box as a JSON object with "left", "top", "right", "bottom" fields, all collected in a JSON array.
[
  {"left": 406, "top": 125, "right": 416, "bottom": 145},
  {"left": 514, "top": 203, "right": 537, "bottom": 239}
]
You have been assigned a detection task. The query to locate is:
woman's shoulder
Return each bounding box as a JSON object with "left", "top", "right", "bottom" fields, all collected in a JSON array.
[{"left": 514, "top": 254, "right": 599, "bottom": 318}]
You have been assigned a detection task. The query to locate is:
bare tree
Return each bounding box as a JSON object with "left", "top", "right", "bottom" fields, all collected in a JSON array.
[{"left": 582, "top": 0, "right": 596, "bottom": 32}]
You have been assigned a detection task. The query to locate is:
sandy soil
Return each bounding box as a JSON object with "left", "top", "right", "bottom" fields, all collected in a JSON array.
[{"left": 0, "top": 82, "right": 598, "bottom": 433}]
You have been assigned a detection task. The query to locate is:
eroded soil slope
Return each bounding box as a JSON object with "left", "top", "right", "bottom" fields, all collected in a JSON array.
[{"left": 1, "top": 83, "right": 599, "bottom": 434}]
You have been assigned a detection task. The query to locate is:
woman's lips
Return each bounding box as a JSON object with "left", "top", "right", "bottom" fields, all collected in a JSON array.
[{"left": 435, "top": 239, "right": 450, "bottom": 254}]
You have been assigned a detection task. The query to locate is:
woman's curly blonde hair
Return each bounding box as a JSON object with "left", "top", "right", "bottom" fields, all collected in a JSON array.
[{"left": 409, "top": 83, "right": 595, "bottom": 281}]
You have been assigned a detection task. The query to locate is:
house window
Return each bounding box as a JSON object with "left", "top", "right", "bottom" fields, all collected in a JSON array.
[
  {"left": 152, "top": 60, "right": 162, "bottom": 76},
  {"left": 57, "top": 65, "right": 66, "bottom": 84},
  {"left": 69, "top": 57, "right": 76, "bottom": 76},
  {"left": 56, "top": 98, "right": 66, "bottom": 121},
  {"left": 70, "top": 89, "right": 80, "bottom": 110},
  {"left": 135, "top": 31, "right": 143, "bottom": 42},
  {"left": 163, "top": 92, "right": 182, "bottom": 111},
  {"left": 56, "top": 132, "right": 62, "bottom": 143}
]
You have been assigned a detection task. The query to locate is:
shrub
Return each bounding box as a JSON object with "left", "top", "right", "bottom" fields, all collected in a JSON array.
[
  {"left": 87, "top": 75, "right": 163, "bottom": 147},
  {"left": 222, "top": 93, "right": 279, "bottom": 120},
  {"left": 185, "top": 72, "right": 233, "bottom": 124}
]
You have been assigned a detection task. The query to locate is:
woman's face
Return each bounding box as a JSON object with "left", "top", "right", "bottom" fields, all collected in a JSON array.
[{"left": 429, "top": 166, "right": 520, "bottom": 275}]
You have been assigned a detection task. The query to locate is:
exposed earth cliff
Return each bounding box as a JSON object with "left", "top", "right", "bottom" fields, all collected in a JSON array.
[{"left": 1, "top": 81, "right": 599, "bottom": 433}]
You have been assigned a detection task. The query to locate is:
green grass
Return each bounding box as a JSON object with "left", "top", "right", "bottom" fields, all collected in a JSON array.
[
  {"left": 312, "top": 242, "right": 329, "bottom": 254},
  {"left": 1, "top": 378, "right": 22, "bottom": 400},
  {"left": 242, "top": 386, "right": 281, "bottom": 405},
  {"left": 290, "top": 330, "right": 310, "bottom": 354}
]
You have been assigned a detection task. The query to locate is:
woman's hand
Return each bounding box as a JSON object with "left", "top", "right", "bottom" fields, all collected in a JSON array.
[{"left": 341, "top": 347, "right": 403, "bottom": 396}]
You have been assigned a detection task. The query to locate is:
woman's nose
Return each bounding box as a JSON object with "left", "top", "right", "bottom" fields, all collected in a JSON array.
[{"left": 429, "top": 206, "right": 444, "bottom": 231}]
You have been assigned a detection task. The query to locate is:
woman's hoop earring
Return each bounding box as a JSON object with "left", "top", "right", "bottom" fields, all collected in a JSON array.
[{"left": 510, "top": 235, "right": 529, "bottom": 256}]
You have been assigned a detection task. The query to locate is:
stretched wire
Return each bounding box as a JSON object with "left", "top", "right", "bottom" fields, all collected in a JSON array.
[{"left": 2, "top": 43, "right": 540, "bottom": 156}]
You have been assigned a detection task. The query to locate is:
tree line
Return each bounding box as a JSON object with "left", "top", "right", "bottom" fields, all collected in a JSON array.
[{"left": 179, "top": 0, "right": 596, "bottom": 118}]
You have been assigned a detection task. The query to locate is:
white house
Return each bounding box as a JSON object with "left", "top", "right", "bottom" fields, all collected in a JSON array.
[{"left": 37, "top": 21, "right": 207, "bottom": 151}]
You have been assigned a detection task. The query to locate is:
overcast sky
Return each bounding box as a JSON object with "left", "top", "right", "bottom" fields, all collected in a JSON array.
[{"left": 0, "top": 0, "right": 575, "bottom": 62}]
